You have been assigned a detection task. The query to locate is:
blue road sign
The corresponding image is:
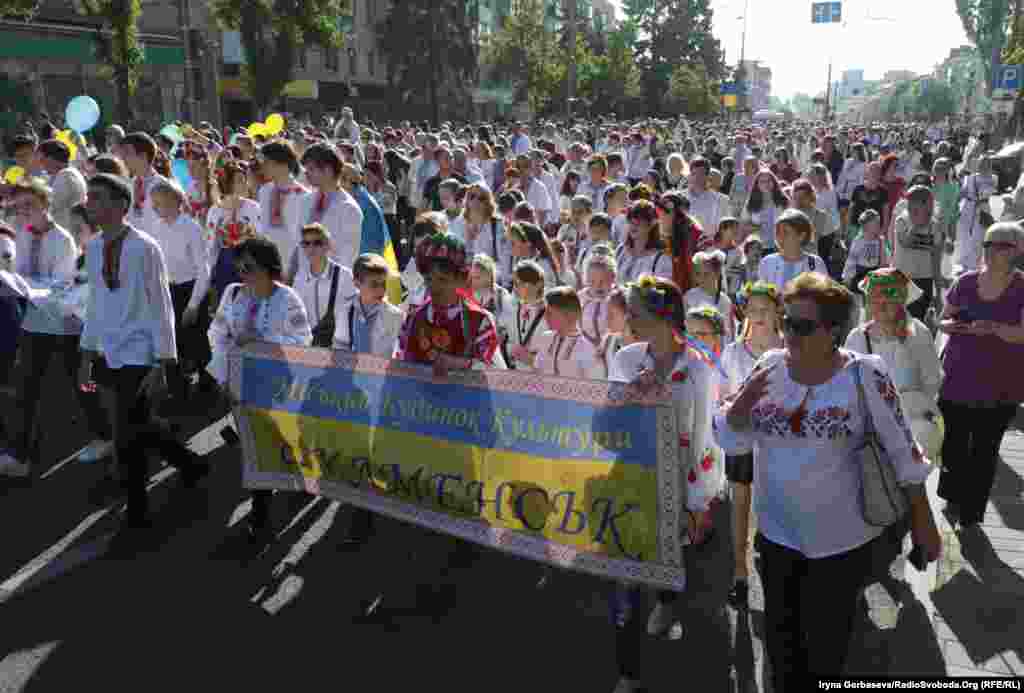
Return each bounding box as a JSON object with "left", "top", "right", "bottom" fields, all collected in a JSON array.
[
  {"left": 998, "top": 64, "right": 1021, "bottom": 92},
  {"left": 720, "top": 82, "right": 738, "bottom": 95},
  {"left": 812, "top": 2, "right": 842, "bottom": 24}
]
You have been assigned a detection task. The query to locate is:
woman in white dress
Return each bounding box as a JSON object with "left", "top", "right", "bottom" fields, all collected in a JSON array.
[
  {"left": 208, "top": 236, "right": 313, "bottom": 544},
  {"left": 955, "top": 155, "right": 997, "bottom": 275},
  {"left": 615, "top": 200, "right": 673, "bottom": 284},
  {"left": 845, "top": 268, "right": 944, "bottom": 459},
  {"left": 606, "top": 273, "right": 721, "bottom": 693},
  {"left": 719, "top": 280, "right": 784, "bottom": 609}
]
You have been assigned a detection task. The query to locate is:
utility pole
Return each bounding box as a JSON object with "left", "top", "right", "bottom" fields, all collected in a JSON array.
[
  {"left": 738, "top": 0, "right": 749, "bottom": 114},
  {"left": 179, "top": 0, "right": 194, "bottom": 122},
  {"left": 567, "top": 0, "right": 576, "bottom": 122},
  {"left": 824, "top": 58, "right": 832, "bottom": 121}
]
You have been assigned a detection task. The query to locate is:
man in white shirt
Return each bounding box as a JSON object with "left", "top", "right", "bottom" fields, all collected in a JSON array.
[
  {"left": 3, "top": 178, "right": 109, "bottom": 478},
  {"left": 686, "top": 157, "right": 731, "bottom": 238},
  {"left": 79, "top": 173, "right": 210, "bottom": 541},
  {"left": 530, "top": 149, "right": 559, "bottom": 206},
  {"left": 334, "top": 106, "right": 361, "bottom": 144},
  {"left": 510, "top": 123, "right": 532, "bottom": 156},
  {"left": 515, "top": 154, "right": 552, "bottom": 226},
  {"left": 116, "top": 132, "right": 168, "bottom": 237},
  {"left": 411, "top": 134, "right": 440, "bottom": 211},
  {"left": 626, "top": 133, "right": 652, "bottom": 183},
  {"left": 298, "top": 144, "right": 364, "bottom": 275},
  {"left": 36, "top": 139, "right": 87, "bottom": 239}
]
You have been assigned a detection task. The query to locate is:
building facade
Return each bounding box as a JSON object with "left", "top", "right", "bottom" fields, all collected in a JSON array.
[{"left": 740, "top": 60, "right": 772, "bottom": 112}]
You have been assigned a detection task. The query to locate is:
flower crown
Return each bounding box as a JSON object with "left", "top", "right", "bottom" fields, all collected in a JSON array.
[
  {"left": 736, "top": 280, "right": 781, "bottom": 307},
  {"left": 629, "top": 274, "right": 676, "bottom": 319},
  {"left": 858, "top": 269, "right": 910, "bottom": 302},
  {"left": 686, "top": 306, "right": 726, "bottom": 336},
  {"left": 415, "top": 231, "right": 468, "bottom": 275}
]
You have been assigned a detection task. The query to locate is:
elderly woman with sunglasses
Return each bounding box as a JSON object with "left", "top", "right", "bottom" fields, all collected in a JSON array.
[
  {"left": 937, "top": 223, "right": 1024, "bottom": 529},
  {"left": 207, "top": 236, "right": 313, "bottom": 543},
  {"left": 715, "top": 272, "right": 940, "bottom": 691}
]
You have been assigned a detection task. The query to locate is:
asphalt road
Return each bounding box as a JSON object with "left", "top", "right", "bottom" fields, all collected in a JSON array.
[{"left": 0, "top": 367, "right": 757, "bottom": 693}]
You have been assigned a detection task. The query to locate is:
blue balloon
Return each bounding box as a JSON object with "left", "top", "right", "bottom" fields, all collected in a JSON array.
[
  {"left": 65, "top": 96, "right": 101, "bottom": 134},
  {"left": 172, "top": 158, "right": 192, "bottom": 190}
]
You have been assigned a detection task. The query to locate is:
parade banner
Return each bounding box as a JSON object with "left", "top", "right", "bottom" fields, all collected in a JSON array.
[{"left": 230, "top": 344, "right": 685, "bottom": 589}]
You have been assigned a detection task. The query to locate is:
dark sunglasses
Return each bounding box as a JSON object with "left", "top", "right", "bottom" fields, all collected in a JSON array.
[
  {"left": 301, "top": 238, "right": 327, "bottom": 248},
  {"left": 983, "top": 241, "right": 1017, "bottom": 251},
  {"left": 782, "top": 314, "right": 822, "bottom": 337}
]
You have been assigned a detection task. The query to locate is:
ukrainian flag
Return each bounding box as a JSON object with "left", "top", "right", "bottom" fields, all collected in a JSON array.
[{"left": 354, "top": 186, "right": 403, "bottom": 305}]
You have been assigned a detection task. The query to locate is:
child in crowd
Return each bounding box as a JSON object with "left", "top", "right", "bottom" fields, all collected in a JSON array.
[
  {"left": 533, "top": 286, "right": 602, "bottom": 379},
  {"left": 596, "top": 287, "right": 629, "bottom": 378},
  {"left": 333, "top": 253, "right": 403, "bottom": 357},
  {"left": 578, "top": 244, "right": 617, "bottom": 346},
  {"left": 469, "top": 253, "right": 513, "bottom": 345},
  {"left": 716, "top": 217, "right": 745, "bottom": 296},
  {"left": 572, "top": 213, "right": 614, "bottom": 286},
  {"left": 685, "top": 250, "right": 735, "bottom": 342},
  {"left": 842, "top": 208, "right": 888, "bottom": 292},
  {"left": 400, "top": 215, "right": 443, "bottom": 313},
  {"left": 505, "top": 259, "right": 548, "bottom": 370},
  {"left": 605, "top": 183, "right": 629, "bottom": 246}
]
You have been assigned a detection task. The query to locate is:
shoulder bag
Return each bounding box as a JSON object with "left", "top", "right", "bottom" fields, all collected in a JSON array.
[{"left": 852, "top": 359, "right": 908, "bottom": 527}]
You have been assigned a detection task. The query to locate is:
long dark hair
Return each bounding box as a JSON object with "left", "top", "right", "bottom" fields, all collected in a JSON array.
[
  {"left": 509, "top": 221, "right": 561, "bottom": 277},
  {"left": 745, "top": 170, "right": 789, "bottom": 213}
]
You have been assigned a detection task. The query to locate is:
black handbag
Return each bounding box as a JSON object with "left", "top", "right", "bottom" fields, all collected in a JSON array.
[{"left": 311, "top": 265, "right": 342, "bottom": 348}]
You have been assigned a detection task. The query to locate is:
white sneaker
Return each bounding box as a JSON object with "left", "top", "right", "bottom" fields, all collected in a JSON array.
[
  {"left": 612, "top": 678, "right": 639, "bottom": 693},
  {"left": 0, "top": 456, "right": 30, "bottom": 477},
  {"left": 79, "top": 440, "right": 115, "bottom": 463},
  {"left": 647, "top": 602, "right": 684, "bottom": 639}
]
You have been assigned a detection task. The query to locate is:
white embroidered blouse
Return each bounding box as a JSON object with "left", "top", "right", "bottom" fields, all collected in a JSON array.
[
  {"left": 609, "top": 342, "right": 721, "bottom": 514},
  {"left": 713, "top": 349, "right": 934, "bottom": 558}
]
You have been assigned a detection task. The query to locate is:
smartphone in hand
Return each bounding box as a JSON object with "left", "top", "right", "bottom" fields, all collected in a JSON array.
[{"left": 908, "top": 544, "right": 927, "bottom": 571}]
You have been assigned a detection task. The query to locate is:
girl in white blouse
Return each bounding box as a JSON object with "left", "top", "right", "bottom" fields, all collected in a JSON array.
[
  {"left": 207, "top": 236, "right": 313, "bottom": 545},
  {"left": 531, "top": 286, "right": 602, "bottom": 380},
  {"left": 715, "top": 272, "right": 940, "bottom": 691},
  {"left": 507, "top": 220, "right": 561, "bottom": 289},
  {"left": 504, "top": 259, "right": 549, "bottom": 370},
  {"left": 844, "top": 268, "right": 943, "bottom": 459},
  {"left": 578, "top": 246, "right": 616, "bottom": 346},
  {"left": 757, "top": 208, "right": 826, "bottom": 290},
  {"left": 206, "top": 161, "right": 261, "bottom": 301},
  {"left": 606, "top": 274, "right": 721, "bottom": 692},
  {"left": 469, "top": 253, "right": 513, "bottom": 345},
  {"left": 684, "top": 250, "right": 735, "bottom": 342},
  {"left": 596, "top": 287, "right": 630, "bottom": 379},
  {"left": 741, "top": 169, "right": 790, "bottom": 253},
  {"left": 719, "top": 280, "right": 784, "bottom": 609},
  {"left": 615, "top": 200, "right": 672, "bottom": 285}
]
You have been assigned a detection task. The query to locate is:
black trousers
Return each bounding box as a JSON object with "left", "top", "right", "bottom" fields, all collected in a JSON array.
[
  {"left": 94, "top": 359, "right": 202, "bottom": 524},
  {"left": 817, "top": 234, "right": 838, "bottom": 279},
  {"left": 906, "top": 277, "right": 934, "bottom": 322},
  {"left": 17, "top": 332, "right": 111, "bottom": 462},
  {"left": 937, "top": 400, "right": 1017, "bottom": 524},
  {"left": 757, "top": 532, "right": 878, "bottom": 689}
]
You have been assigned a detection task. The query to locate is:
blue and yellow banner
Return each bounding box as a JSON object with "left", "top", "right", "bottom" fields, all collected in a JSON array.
[{"left": 231, "top": 344, "right": 684, "bottom": 589}]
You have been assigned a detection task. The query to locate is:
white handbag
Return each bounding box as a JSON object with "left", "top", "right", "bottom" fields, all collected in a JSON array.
[{"left": 852, "top": 361, "right": 909, "bottom": 527}]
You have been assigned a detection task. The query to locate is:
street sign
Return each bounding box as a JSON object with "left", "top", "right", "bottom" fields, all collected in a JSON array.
[
  {"left": 811, "top": 2, "right": 841, "bottom": 24},
  {"left": 720, "top": 82, "right": 738, "bottom": 95},
  {"left": 999, "top": 64, "right": 1021, "bottom": 91}
]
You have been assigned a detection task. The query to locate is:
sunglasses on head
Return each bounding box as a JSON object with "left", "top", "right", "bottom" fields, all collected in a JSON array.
[{"left": 782, "top": 314, "right": 822, "bottom": 337}]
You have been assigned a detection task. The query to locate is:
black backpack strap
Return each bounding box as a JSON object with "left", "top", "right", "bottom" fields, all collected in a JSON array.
[
  {"left": 325, "top": 264, "right": 341, "bottom": 317},
  {"left": 864, "top": 329, "right": 873, "bottom": 354},
  {"left": 232, "top": 285, "right": 241, "bottom": 301},
  {"left": 808, "top": 255, "right": 816, "bottom": 271}
]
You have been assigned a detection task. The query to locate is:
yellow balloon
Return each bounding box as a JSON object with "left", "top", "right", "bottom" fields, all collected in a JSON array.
[
  {"left": 57, "top": 130, "right": 78, "bottom": 161},
  {"left": 3, "top": 166, "right": 25, "bottom": 184},
  {"left": 247, "top": 122, "right": 267, "bottom": 138},
  {"left": 264, "top": 113, "right": 285, "bottom": 135}
]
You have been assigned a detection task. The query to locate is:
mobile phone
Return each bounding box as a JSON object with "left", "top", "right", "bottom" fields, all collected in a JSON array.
[{"left": 908, "top": 544, "right": 927, "bottom": 571}]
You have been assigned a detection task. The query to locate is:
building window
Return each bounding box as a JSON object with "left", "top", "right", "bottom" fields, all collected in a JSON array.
[{"left": 368, "top": 49, "right": 375, "bottom": 76}]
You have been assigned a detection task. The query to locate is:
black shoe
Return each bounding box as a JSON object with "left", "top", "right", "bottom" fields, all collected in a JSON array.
[
  {"left": 107, "top": 516, "right": 154, "bottom": 556},
  {"left": 246, "top": 519, "right": 273, "bottom": 547},
  {"left": 727, "top": 579, "right": 749, "bottom": 610}
]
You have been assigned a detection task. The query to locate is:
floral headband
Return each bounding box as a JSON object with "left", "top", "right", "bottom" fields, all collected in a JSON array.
[
  {"left": 415, "top": 231, "right": 468, "bottom": 276},
  {"left": 736, "top": 280, "right": 781, "bottom": 308},
  {"left": 857, "top": 269, "right": 916, "bottom": 305},
  {"left": 686, "top": 306, "right": 726, "bottom": 336},
  {"left": 627, "top": 274, "right": 677, "bottom": 320}
]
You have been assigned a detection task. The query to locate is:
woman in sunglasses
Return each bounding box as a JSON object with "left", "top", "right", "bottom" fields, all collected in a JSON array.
[
  {"left": 605, "top": 274, "right": 721, "bottom": 691},
  {"left": 716, "top": 272, "right": 940, "bottom": 691},
  {"left": 937, "top": 223, "right": 1024, "bottom": 529},
  {"left": 207, "top": 235, "right": 313, "bottom": 544}
]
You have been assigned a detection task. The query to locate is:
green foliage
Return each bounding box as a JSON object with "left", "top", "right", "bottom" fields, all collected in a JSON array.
[
  {"left": 212, "top": 0, "right": 348, "bottom": 115},
  {"left": 666, "top": 62, "right": 718, "bottom": 117},
  {"left": 579, "top": 26, "right": 643, "bottom": 115},
  {"left": 0, "top": 0, "right": 41, "bottom": 17},
  {"left": 788, "top": 93, "right": 817, "bottom": 118},
  {"left": 375, "top": 0, "right": 478, "bottom": 125},
  {"left": 78, "top": 0, "right": 144, "bottom": 123},
  {"left": 621, "top": 0, "right": 724, "bottom": 113},
  {"left": 482, "top": 0, "right": 564, "bottom": 115},
  {"left": 955, "top": 0, "right": 1012, "bottom": 94}
]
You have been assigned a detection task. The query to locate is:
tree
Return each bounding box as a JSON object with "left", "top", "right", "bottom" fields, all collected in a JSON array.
[
  {"left": 622, "top": 0, "right": 724, "bottom": 114},
  {"left": 666, "top": 62, "right": 718, "bottom": 117},
  {"left": 78, "top": 0, "right": 144, "bottom": 124},
  {"left": 482, "top": 0, "right": 564, "bottom": 116},
  {"left": 376, "top": 0, "right": 478, "bottom": 126},
  {"left": 915, "top": 80, "right": 957, "bottom": 120},
  {"left": 955, "top": 0, "right": 1012, "bottom": 96},
  {"left": 0, "top": 0, "right": 41, "bottom": 17},
  {"left": 212, "top": 0, "right": 348, "bottom": 117},
  {"left": 789, "top": 92, "right": 817, "bottom": 118},
  {"left": 579, "top": 26, "right": 643, "bottom": 115}
]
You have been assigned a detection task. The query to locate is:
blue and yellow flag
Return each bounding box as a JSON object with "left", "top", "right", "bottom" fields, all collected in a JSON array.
[{"left": 355, "top": 186, "right": 403, "bottom": 305}]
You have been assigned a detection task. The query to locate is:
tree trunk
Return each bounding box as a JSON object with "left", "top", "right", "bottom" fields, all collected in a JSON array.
[{"left": 115, "top": 67, "right": 135, "bottom": 125}]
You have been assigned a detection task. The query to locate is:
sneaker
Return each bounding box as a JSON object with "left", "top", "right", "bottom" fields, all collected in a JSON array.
[
  {"left": 79, "top": 440, "right": 115, "bottom": 463},
  {"left": 646, "top": 602, "right": 683, "bottom": 639},
  {"left": 0, "top": 455, "right": 30, "bottom": 478}
]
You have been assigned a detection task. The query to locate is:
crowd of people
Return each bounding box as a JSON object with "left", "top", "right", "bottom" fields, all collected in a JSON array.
[{"left": 1, "top": 110, "right": 1023, "bottom": 690}]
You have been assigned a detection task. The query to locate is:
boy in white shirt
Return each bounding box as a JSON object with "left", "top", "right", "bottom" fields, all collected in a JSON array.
[
  {"left": 333, "top": 253, "right": 402, "bottom": 357},
  {"left": 532, "top": 286, "right": 602, "bottom": 380}
]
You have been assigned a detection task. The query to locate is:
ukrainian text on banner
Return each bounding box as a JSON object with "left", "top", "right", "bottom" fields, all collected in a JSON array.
[{"left": 229, "top": 344, "right": 684, "bottom": 589}]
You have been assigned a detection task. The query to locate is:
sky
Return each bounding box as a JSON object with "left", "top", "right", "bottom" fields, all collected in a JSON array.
[{"left": 610, "top": 0, "right": 972, "bottom": 100}]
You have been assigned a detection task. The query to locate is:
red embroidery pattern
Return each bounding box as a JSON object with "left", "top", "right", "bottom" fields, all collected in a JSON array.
[
  {"left": 752, "top": 402, "right": 854, "bottom": 440},
  {"left": 872, "top": 367, "right": 926, "bottom": 462},
  {"left": 679, "top": 432, "right": 691, "bottom": 448},
  {"left": 701, "top": 452, "right": 714, "bottom": 471},
  {"left": 671, "top": 370, "right": 688, "bottom": 382}
]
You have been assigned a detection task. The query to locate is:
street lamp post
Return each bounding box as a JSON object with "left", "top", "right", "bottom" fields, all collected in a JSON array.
[{"left": 738, "top": 0, "right": 749, "bottom": 115}]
